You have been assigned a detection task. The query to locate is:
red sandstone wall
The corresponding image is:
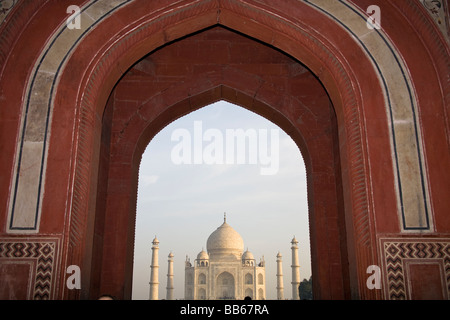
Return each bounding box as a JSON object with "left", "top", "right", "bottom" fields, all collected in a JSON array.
[{"left": 0, "top": 0, "right": 448, "bottom": 300}]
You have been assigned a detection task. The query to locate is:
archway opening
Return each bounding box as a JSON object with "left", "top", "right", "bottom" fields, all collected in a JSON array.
[
  {"left": 92, "top": 25, "right": 349, "bottom": 300},
  {"left": 131, "top": 101, "right": 311, "bottom": 300}
]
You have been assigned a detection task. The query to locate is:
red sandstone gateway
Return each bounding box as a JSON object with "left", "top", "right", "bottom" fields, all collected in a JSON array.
[{"left": 0, "top": 0, "right": 448, "bottom": 300}]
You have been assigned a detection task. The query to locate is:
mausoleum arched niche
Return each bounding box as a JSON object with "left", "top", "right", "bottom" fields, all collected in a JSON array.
[
  {"left": 216, "top": 272, "right": 235, "bottom": 299},
  {"left": 245, "top": 273, "right": 253, "bottom": 285},
  {"left": 198, "top": 273, "right": 206, "bottom": 285}
]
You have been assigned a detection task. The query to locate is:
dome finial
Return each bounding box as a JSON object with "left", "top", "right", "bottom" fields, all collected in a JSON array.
[
  {"left": 207, "top": 214, "right": 244, "bottom": 256},
  {"left": 224, "top": 212, "right": 227, "bottom": 223}
]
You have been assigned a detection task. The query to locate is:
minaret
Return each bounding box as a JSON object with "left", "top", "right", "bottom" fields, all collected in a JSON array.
[
  {"left": 149, "top": 236, "right": 159, "bottom": 300},
  {"left": 291, "top": 236, "right": 300, "bottom": 300},
  {"left": 276, "top": 252, "right": 284, "bottom": 300},
  {"left": 166, "top": 252, "right": 174, "bottom": 300}
]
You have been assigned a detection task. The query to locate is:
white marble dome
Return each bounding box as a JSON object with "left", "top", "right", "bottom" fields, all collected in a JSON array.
[
  {"left": 206, "top": 218, "right": 244, "bottom": 257},
  {"left": 197, "top": 249, "right": 209, "bottom": 260},
  {"left": 242, "top": 249, "right": 254, "bottom": 261}
]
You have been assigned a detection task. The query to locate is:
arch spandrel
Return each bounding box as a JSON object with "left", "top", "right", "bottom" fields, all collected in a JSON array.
[{"left": 9, "top": 0, "right": 373, "bottom": 227}]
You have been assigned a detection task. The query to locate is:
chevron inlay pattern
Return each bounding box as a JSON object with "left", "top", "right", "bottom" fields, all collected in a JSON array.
[
  {"left": 380, "top": 238, "right": 450, "bottom": 300},
  {"left": 0, "top": 238, "right": 59, "bottom": 299}
]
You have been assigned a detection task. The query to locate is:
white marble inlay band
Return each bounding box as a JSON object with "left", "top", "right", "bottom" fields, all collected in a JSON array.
[
  {"left": 306, "top": 0, "right": 432, "bottom": 231},
  {"left": 7, "top": 0, "right": 132, "bottom": 232}
]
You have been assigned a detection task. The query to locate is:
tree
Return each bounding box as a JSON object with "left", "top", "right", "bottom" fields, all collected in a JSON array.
[{"left": 299, "top": 276, "right": 313, "bottom": 300}]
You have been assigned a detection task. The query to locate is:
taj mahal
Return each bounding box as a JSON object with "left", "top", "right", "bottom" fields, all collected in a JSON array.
[{"left": 148, "top": 214, "right": 301, "bottom": 300}]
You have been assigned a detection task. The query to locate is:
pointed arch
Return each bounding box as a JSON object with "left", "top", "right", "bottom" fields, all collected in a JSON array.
[{"left": 1, "top": 0, "right": 448, "bottom": 300}]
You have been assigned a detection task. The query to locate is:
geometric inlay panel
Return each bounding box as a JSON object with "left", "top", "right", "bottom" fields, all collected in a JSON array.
[
  {"left": 0, "top": 238, "right": 60, "bottom": 299},
  {"left": 379, "top": 238, "right": 450, "bottom": 300}
]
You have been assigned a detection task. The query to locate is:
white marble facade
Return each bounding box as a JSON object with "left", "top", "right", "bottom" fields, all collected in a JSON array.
[{"left": 184, "top": 215, "right": 266, "bottom": 300}]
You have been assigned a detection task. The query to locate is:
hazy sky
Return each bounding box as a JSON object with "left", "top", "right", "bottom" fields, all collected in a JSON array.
[{"left": 132, "top": 101, "right": 311, "bottom": 300}]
